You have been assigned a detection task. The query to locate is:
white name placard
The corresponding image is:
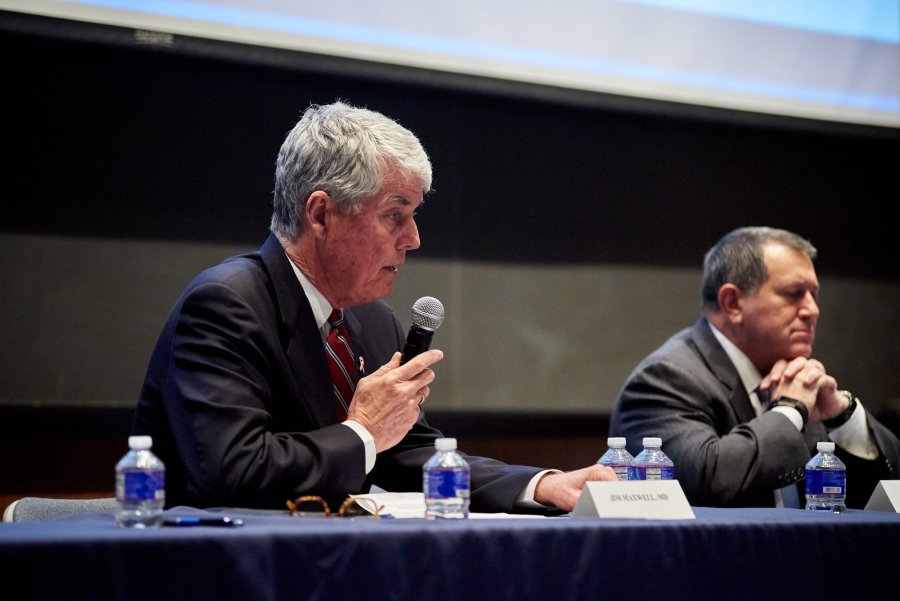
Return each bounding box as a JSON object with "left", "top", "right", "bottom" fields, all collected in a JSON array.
[
  {"left": 864, "top": 480, "right": 900, "bottom": 513},
  {"left": 572, "top": 480, "right": 695, "bottom": 520}
]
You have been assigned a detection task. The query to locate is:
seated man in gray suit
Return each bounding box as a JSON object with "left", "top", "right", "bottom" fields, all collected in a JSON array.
[{"left": 610, "top": 226, "right": 899, "bottom": 508}]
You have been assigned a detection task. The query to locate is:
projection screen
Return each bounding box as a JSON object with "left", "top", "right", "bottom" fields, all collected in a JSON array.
[{"left": 1, "top": 0, "right": 898, "bottom": 130}]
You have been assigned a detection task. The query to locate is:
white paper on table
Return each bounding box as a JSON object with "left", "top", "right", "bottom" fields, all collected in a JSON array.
[
  {"left": 351, "top": 492, "right": 426, "bottom": 518},
  {"left": 350, "top": 492, "right": 554, "bottom": 519},
  {"left": 469, "top": 513, "right": 550, "bottom": 519}
]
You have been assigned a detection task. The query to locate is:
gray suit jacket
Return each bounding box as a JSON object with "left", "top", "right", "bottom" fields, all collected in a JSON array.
[
  {"left": 609, "top": 317, "right": 899, "bottom": 507},
  {"left": 134, "top": 234, "right": 542, "bottom": 511}
]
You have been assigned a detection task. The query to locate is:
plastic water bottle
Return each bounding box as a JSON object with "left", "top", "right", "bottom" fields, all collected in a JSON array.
[
  {"left": 805, "top": 441, "right": 846, "bottom": 513},
  {"left": 423, "top": 437, "right": 470, "bottom": 519},
  {"left": 115, "top": 435, "right": 165, "bottom": 528},
  {"left": 598, "top": 437, "right": 635, "bottom": 481},
  {"left": 632, "top": 437, "right": 674, "bottom": 480}
]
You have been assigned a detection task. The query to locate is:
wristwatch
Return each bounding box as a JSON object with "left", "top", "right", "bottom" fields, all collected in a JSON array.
[
  {"left": 771, "top": 396, "right": 809, "bottom": 427},
  {"left": 823, "top": 391, "right": 858, "bottom": 429}
]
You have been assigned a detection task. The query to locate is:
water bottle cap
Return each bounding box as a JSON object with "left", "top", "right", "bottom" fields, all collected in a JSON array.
[
  {"left": 816, "top": 441, "right": 836, "bottom": 452},
  {"left": 128, "top": 435, "right": 153, "bottom": 450},
  {"left": 435, "top": 437, "right": 457, "bottom": 451},
  {"left": 607, "top": 437, "right": 626, "bottom": 447},
  {"left": 643, "top": 437, "right": 662, "bottom": 447}
]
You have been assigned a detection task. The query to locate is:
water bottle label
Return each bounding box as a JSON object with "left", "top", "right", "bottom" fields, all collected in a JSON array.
[
  {"left": 611, "top": 466, "right": 629, "bottom": 481},
  {"left": 118, "top": 470, "right": 165, "bottom": 502},
  {"left": 632, "top": 466, "right": 674, "bottom": 480},
  {"left": 426, "top": 469, "right": 470, "bottom": 499},
  {"left": 805, "top": 469, "right": 846, "bottom": 496}
]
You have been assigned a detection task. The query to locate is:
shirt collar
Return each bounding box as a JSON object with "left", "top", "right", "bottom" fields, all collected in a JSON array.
[
  {"left": 707, "top": 321, "right": 762, "bottom": 396},
  {"left": 284, "top": 253, "right": 334, "bottom": 333}
]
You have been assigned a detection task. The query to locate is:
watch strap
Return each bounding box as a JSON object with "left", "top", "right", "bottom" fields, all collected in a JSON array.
[
  {"left": 823, "top": 392, "right": 858, "bottom": 429},
  {"left": 771, "top": 396, "right": 809, "bottom": 427}
]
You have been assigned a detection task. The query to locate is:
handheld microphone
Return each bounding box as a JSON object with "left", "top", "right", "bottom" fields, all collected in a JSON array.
[{"left": 400, "top": 296, "right": 445, "bottom": 365}]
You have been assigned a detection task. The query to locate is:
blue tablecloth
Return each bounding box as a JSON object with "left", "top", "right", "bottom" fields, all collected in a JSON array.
[{"left": 2, "top": 506, "right": 897, "bottom": 601}]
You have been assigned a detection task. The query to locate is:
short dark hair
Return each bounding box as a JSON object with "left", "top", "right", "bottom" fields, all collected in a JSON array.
[{"left": 701, "top": 226, "right": 817, "bottom": 312}]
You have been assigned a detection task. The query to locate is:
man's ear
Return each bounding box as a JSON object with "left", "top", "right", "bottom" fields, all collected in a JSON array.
[
  {"left": 718, "top": 284, "right": 743, "bottom": 324},
  {"left": 305, "top": 191, "right": 331, "bottom": 237}
]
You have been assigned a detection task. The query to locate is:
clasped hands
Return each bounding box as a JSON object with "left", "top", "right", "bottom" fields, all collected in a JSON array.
[{"left": 759, "top": 356, "right": 851, "bottom": 422}]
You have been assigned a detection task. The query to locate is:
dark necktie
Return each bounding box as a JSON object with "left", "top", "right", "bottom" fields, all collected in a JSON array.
[
  {"left": 755, "top": 385, "right": 771, "bottom": 411},
  {"left": 756, "top": 385, "right": 802, "bottom": 508},
  {"left": 325, "top": 310, "right": 357, "bottom": 421}
]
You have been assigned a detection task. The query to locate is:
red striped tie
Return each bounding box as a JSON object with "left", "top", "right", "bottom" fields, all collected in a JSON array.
[{"left": 325, "top": 310, "right": 357, "bottom": 421}]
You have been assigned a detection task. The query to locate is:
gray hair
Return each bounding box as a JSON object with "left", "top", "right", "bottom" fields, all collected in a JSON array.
[
  {"left": 270, "top": 101, "right": 433, "bottom": 240},
  {"left": 701, "top": 226, "right": 817, "bottom": 312}
]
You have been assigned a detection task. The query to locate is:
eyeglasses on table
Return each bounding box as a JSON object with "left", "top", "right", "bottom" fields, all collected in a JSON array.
[{"left": 286, "top": 495, "right": 385, "bottom": 519}]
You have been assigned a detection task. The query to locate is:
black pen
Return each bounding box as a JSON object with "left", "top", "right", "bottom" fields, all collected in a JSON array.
[{"left": 162, "top": 516, "right": 244, "bottom": 527}]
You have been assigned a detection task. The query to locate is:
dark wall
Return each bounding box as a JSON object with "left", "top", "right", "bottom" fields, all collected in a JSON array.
[{"left": 4, "top": 13, "right": 899, "bottom": 279}]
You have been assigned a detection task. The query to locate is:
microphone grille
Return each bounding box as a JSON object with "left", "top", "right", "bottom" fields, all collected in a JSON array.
[{"left": 411, "top": 296, "right": 445, "bottom": 331}]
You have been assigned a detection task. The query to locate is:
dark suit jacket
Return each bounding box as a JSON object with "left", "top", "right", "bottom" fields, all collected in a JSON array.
[
  {"left": 134, "top": 234, "right": 542, "bottom": 511},
  {"left": 609, "top": 317, "right": 899, "bottom": 508}
]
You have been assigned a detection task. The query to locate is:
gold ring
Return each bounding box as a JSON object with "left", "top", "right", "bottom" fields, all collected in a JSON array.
[{"left": 418, "top": 393, "right": 425, "bottom": 406}]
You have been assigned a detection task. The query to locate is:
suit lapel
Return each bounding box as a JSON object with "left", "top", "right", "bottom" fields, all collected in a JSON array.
[
  {"left": 260, "top": 234, "right": 339, "bottom": 427},
  {"left": 691, "top": 318, "right": 757, "bottom": 425}
]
